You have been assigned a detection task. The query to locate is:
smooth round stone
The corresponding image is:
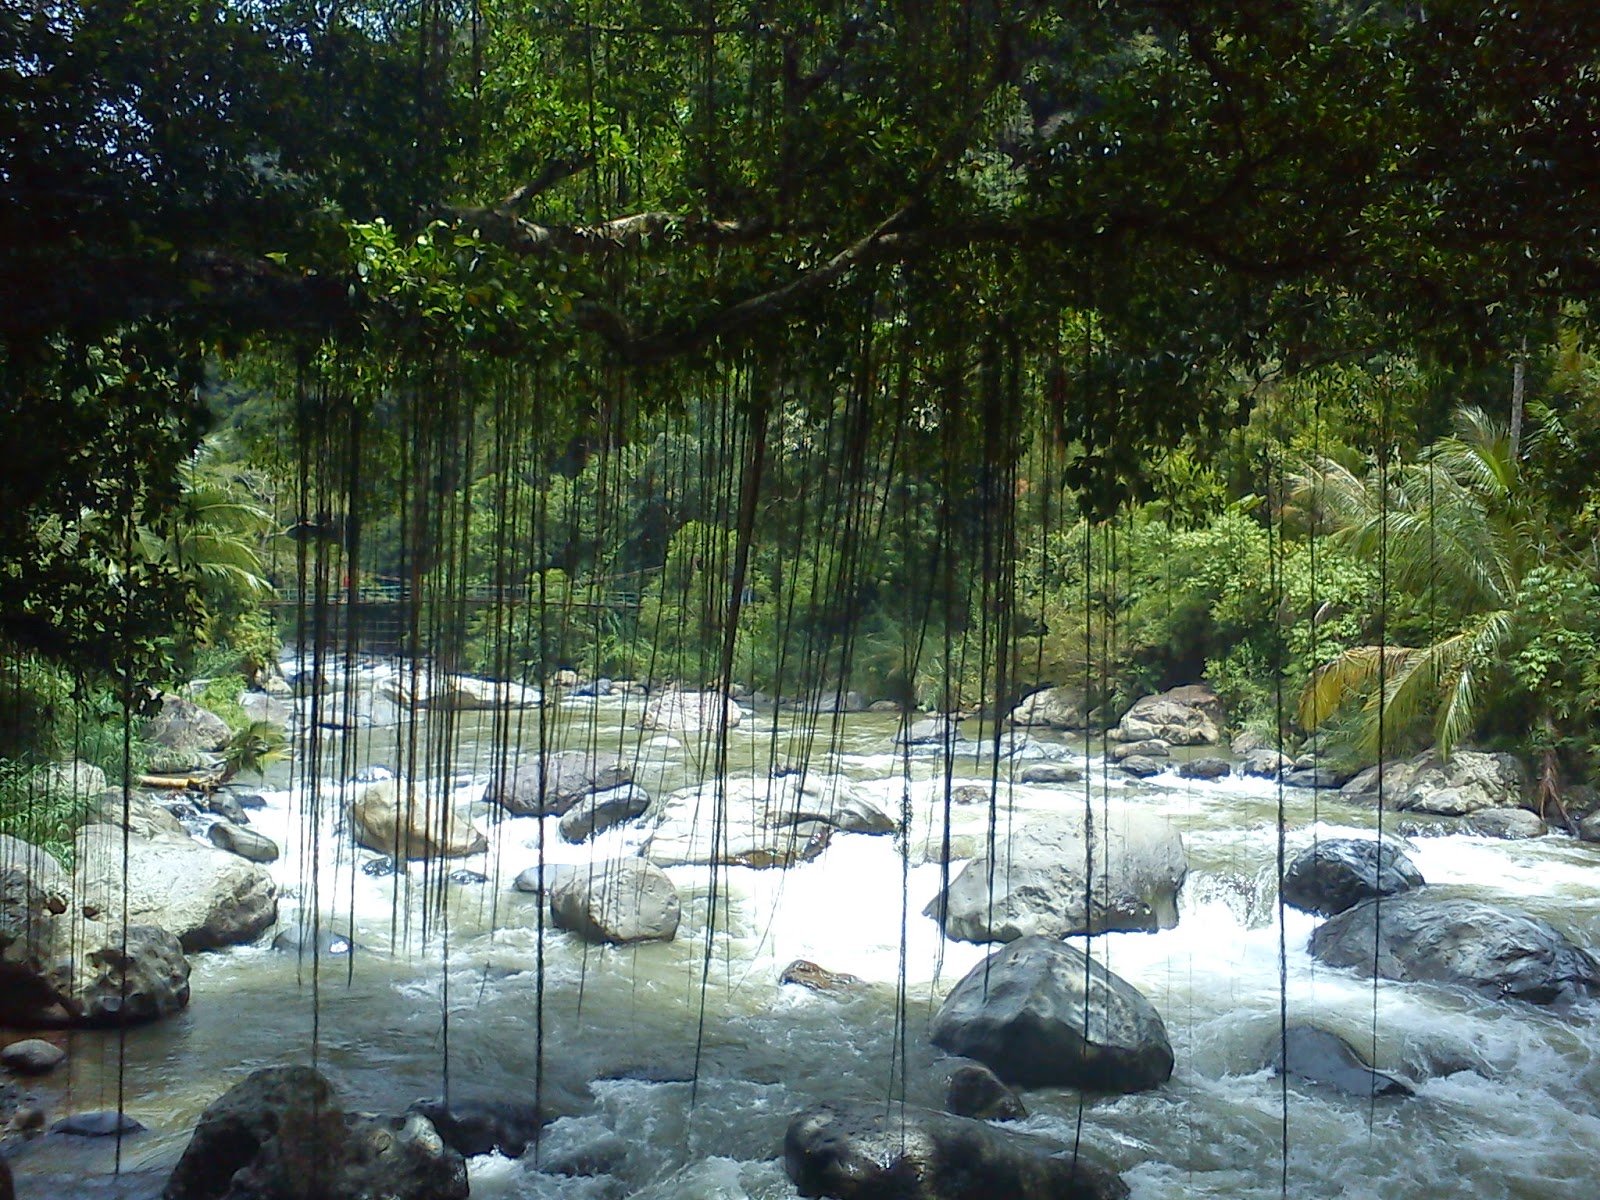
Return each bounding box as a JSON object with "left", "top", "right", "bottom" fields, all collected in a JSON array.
[
  {"left": 1, "top": 1038, "right": 65, "bottom": 1076},
  {"left": 51, "top": 1111, "right": 146, "bottom": 1137}
]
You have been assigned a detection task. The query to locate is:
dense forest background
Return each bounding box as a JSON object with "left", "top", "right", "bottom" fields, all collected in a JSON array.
[{"left": 5, "top": 0, "right": 1600, "bottom": 844}]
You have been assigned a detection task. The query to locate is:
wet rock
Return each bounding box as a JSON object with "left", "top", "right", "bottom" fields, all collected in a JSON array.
[
  {"left": 1465, "top": 808, "right": 1548, "bottom": 839},
  {"left": 1, "top": 1080, "right": 45, "bottom": 1140},
  {"left": 925, "top": 805, "right": 1188, "bottom": 942},
  {"left": 39, "top": 760, "right": 108, "bottom": 801},
  {"left": 1272, "top": 1024, "right": 1412, "bottom": 1099},
  {"left": 1178, "top": 756, "right": 1231, "bottom": 781},
  {"left": 1284, "top": 766, "right": 1348, "bottom": 789},
  {"left": 1109, "top": 739, "right": 1170, "bottom": 762},
  {"left": 1112, "top": 685, "right": 1223, "bottom": 746},
  {"left": 239, "top": 690, "right": 293, "bottom": 727},
  {"left": 381, "top": 673, "right": 540, "bottom": 711},
  {"left": 898, "top": 715, "right": 961, "bottom": 747},
  {"left": 930, "top": 936, "right": 1174, "bottom": 1092},
  {"left": 271, "top": 928, "right": 357, "bottom": 956},
  {"left": 1280, "top": 839, "right": 1424, "bottom": 917},
  {"left": 1309, "top": 894, "right": 1600, "bottom": 1004},
  {"left": 165, "top": 1065, "right": 468, "bottom": 1200},
  {"left": 407, "top": 1096, "right": 547, "bottom": 1158},
  {"left": 1018, "top": 762, "right": 1083, "bottom": 784},
  {"left": 559, "top": 783, "right": 652, "bottom": 843},
  {"left": 205, "top": 792, "right": 250, "bottom": 825},
  {"left": 447, "top": 869, "right": 487, "bottom": 885},
  {"left": 349, "top": 780, "right": 487, "bottom": 860},
  {"left": 639, "top": 689, "right": 744, "bottom": 733},
  {"left": 231, "top": 791, "right": 269, "bottom": 810},
  {"left": 207, "top": 821, "right": 279, "bottom": 864},
  {"left": 784, "top": 1102, "right": 1128, "bottom": 1200},
  {"left": 483, "top": 750, "right": 634, "bottom": 817},
  {"left": 780, "top": 960, "right": 865, "bottom": 994},
  {"left": 549, "top": 858, "right": 680, "bottom": 944},
  {"left": 52, "top": 1111, "right": 145, "bottom": 1136},
  {"left": 60, "top": 924, "right": 191, "bottom": 1026},
  {"left": 646, "top": 774, "right": 879, "bottom": 867},
  {"left": 949, "top": 784, "right": 990, "bottom": 805},
  {"left": 944, "top": 1062, "right": 1028, "bottom": 1121},
  {"left": 1579, "top": 811, "right": 1600, "bottom": 843},
  {"left": 362, "top": 855, "right": 399, "bottom": 877},
  {"left": 75, "top": 823, "right": 277, "bottom": 951},
  {"left": 1008, "top": 686, "right": 1089, "bottom": 730},
  {"left": 868, "top": 700, "right": 902, "bottom": 714},
  {"left": 1118, "top": 756, "right": 1164, "bottom": 779},
  {"left": 1240, "top": 748, "right": 1290, "bottom": 779},
  {"left": 0, "top": 834, "right": 68, "bottom": 914},
  {"left": 1231, "top": 730, "right": 1268, "bottom": 755},
  {"left": 1, "top": 1038, "right": 64, "bottom": 1076},
  {"left": 513, "top": 863, "right": 578, "bottom": 896}
]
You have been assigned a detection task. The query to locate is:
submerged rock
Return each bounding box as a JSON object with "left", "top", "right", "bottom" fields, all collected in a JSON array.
[
  {"left": 944, "top": 1062, "right": 1028, "bottom": 1121},
  {"left": 784, "top": 1102, "right": 1128, "bottom": 1200},
  {"left": 930, "top": 936, "right": 1174, "bottom": 1093},
  {"left": 1118, "top": 756, "right": 1164, "bottom": 779},
  {"left": 549, "top": 858, "right": 680, "bottom": 944},
  {"left": 1280, "top": 839, "right": 1424, "bottom": 917},
  {"left": 645, "top": 774, "right": 882, "bottom": 867},
  {"left": 924, "top": 805, "right": 1188, "bottom": 942},
  {"left": 1018, "top": 762, "right": 1083, "bottom": 784},
  {"left": 52, "top": 1111, "right": 145, "bottom": 1137},
  {"left": 1177, "top": 756, "right": 1231, "bottom": 781},
  {"left": 165, "top": 1065, "right": 467, "bottom": 1200},
  {"left": 639, "top": 689, "right": 744, "bottom": 733},
  {"left": 780, "top": 960, "right": 865, "bottom": 994},
  {"left": 1308, "top": 895, "right": 1600, "bottom": 1004},
  {"left": 1272, "top": 1024, "right": 1412, "bottom": 1099},
  {"left": 407, "top": 1096, "right": 547, "bottom": 1158}
]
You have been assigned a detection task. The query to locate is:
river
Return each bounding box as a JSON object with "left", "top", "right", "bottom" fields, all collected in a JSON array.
[{"left": 11, "top": 661, "right": 1600, "bottom": 1199}]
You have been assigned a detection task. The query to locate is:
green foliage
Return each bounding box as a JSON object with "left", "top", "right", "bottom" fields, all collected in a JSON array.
[
  {"left": 0, "top": 762, "right": 99, "bottom": 866},
  {"left": 219, "top": 720, "right": 288, "bottom": 784}
]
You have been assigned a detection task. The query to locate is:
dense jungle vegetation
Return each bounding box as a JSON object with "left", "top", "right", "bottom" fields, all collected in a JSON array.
[{"left": 4, "top": 0, "right": 1600, "bottom": 836}]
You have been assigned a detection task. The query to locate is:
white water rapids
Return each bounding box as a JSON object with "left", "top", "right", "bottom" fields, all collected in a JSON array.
[{"left": 13, "top": 660, "right": 1600, "bottom": 1199}]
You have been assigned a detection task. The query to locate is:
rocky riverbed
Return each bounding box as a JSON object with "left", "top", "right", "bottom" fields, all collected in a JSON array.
[{"left": 4, "top": 664, "right": 1600, "bottom": 1198}]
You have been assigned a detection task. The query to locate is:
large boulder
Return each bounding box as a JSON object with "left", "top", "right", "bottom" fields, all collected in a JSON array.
[
  {"left": 95, "top": 791, "right": 190, "bottom": 839},
  {"left": 1341, "top": 750, "right": 1526, "bottom": 816},
  {"left": 0, "top": 835, "right": 68, "bottom": 915},
  {"left": 74, "top": 824, "right": 276, "bottom": 952},
  {"left": 380, "top": 673, "right": 540, "bottom": 711},
  {"left": 930, "top": 936, "right": 1174, "bottom": 1092},
  {"left": 898, "top": 715, "right": 961, "bottom": 747},
  {"left": 645, "top": 773, "right": 888, "bottom": 867},
  {"left": 482, "top": 749, "right": 633, "bottom": 817},
  {"left": 638, "top": 689, "right": 744, "bottom": 733},
  {"left": 1308, "top": 895, "right": 1600, "bottom": 1004},
  {"left": 1280, "top": 839, "right": 1424, "bottom": 916},
  {"left": 0, "top": 912, "right": 189, "bottom": 1028},
  {"left": 558, "top": 783, "right": 652, "bottom": 843},
  {"left": 784, "top": 1103, "right": 1128, "bottom": 1200},
  {"left": 38, "top": 760, "right": 108, "bottom": 801},
  {"left": 548, "top": 858, "right": 680, "bottom": 944},
  {"left": 1112, "top": 685, "right": 1223, "bottom": 746},
  {"left": 348, "top": 781, "right": 486, "bottom": 861},
  {"left": 144, "top": 694, "right": 230, "bottom": 756},
  {"left": 405, "top": 1096, "right": 547, "bottom": 1158},
  {"left": 164, "top": 1066, "right": 468, "bottom": 1200},
  {"left": 1007, "top": 686, "right": 1089, "bottom": 730},
  {"left": 924, "top": 806, "right": 1188, "bottom": 943}
]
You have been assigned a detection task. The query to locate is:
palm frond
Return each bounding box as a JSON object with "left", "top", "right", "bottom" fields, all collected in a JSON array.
[{"left": 1297, "top": 645, "right": 1417, "bottom": 732}]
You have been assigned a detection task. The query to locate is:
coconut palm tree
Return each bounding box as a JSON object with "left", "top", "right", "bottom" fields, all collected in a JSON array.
[{"left": 1292, "top": 408, "right": 1549, "bottom": 762}]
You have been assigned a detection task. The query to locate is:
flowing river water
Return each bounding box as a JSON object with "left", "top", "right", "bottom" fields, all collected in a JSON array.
[{"left": 11, "top": 661, "right": 1600, "bottom": 1199}]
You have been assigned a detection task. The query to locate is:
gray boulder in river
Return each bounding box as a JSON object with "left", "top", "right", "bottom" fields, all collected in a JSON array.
[
  {"left": 1309, "top": 895, "right": 1600, "bottom": 1004},
  {"left": 930, "top": 936, "right": 1174, "bottom": 1092},
  {"left": 483, "top": 749, "right": 633, "bottom": 817},
  {"left": 924, "top": 804, "right": 1187, "bottom": 942},
  {"left": 349, "top": 780, "right": 486, "bottom": 861},
  {"left": 549, "top": 857, "right": 681, "bottom": 944},
  {"left": 1112, "top": 684, "right": 1223, "bottom": 745},
  {"left": 558, "top": 782, "right": 652, "bottom": 843},
  {"left": 1272, "top": 1023, "right": 1412, "bottom": 1099},
  {"left": 784, "top": 1102, "right": 1128, "bottom": 1200},
  {"left": 1007, "top": 685, "right": 1090, "bottom": 730},
  {"left": 74, "top": 822, "right": 277, "bottom": 951},
  {"left": 1340, "top": 749, "right": 1526, "bottom": 816},
  {"left": 165, "top": 1065, "right": 467, "bottom": 1200},
  {"left": 1280, "top": 838, "right": 1424, "bottom": 916}
]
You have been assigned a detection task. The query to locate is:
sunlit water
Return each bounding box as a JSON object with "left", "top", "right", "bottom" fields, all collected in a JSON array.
[{"left": 11, "top": 661, "right": 1600, "bottom": 1199}]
